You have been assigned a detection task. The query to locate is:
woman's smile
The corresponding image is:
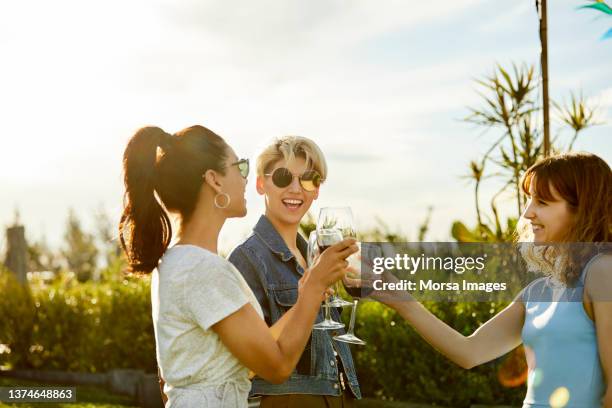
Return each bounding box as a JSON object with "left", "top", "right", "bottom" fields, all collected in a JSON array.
[{"left": 281, "top": 198, "right": 304, "bottom": 211}]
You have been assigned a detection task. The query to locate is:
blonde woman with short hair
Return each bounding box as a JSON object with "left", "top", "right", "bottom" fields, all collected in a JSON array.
[{"left": 229, "top": 136, "right": 362, "bottom": 408}]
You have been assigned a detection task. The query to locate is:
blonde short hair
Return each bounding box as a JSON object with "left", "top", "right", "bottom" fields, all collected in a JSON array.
[{"left": 256, "top": 136, "right": 328, "bottom": 181}]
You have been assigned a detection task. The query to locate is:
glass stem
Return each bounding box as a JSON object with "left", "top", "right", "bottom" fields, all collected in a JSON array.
[
  {"left": 332, "top": 281, "right": 342, "bottom": 304},
  {"left": 324, "top": 292, "right": 332, "bottom": 321},
  {"left": 347, "top": 299, "right": 359, "bottom": 335}
]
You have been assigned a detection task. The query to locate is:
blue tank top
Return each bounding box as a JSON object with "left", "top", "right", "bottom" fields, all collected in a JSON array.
[{"left": 521, "top": 254, "right": 605, "bottom": 408}]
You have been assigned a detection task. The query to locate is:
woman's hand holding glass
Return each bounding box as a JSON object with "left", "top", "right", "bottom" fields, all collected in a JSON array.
[
  {"left": 304, "top": 237, "right": 357, "bottom": 295},
  {"left": 343, "top": 244, "right": 375, "bottom": 296}
]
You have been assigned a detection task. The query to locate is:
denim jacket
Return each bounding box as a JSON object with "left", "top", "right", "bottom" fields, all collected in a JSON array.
[{"left": 228, "top": 215, "right": 361, "bottom": 399}]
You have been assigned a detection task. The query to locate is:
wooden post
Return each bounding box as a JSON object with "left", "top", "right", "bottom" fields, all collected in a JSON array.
[
  {"left": 539, "top": 0, "right": 551, "bottom": 157},
  {"left": 5, "top": 226, "right": 27, "bottom": 284}
]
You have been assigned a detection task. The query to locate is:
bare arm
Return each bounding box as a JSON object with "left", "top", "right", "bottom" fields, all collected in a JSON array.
[
  {"left": 213, "top": 239, "right": 357, "bottom": 384},
  {"left": 214, "top": 291, "right": 319, "bottom": 383},
  {"left": 374, "top": 270, "right": 524, "bottom": 369},
  {"left": 244, "top": 265, "right": 333, "bottom": 379},
  {"left": 265, "top": 268, "right": 333, "bottom": 340},
  {"left": 245, "top": 307, "right": 295, "bottom": 380},
  {"left": 584, "top": 255, "right": 612, "bottom": 407},
  {"left": 389, "top": 298, "right": 524, "bottom": 369},
  {"left": 162, "top": 298, "right": 301, "bottom": 389}
]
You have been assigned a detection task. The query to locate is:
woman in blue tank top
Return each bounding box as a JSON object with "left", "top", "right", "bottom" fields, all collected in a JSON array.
[{"left": 375, "top": 152, "right": 611, "bottom": 407}]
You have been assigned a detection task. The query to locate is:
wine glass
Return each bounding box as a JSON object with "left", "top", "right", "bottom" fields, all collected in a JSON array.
[
  {"left": 317, "top": 207, "right": 354, "bottom": 308},
  {"left": 306, "top": 229, "right": 320, "bottom": 266},
  {"left": 309, "top": 230, "right": 345, "bottom": 330},
  {"left": 333, "top": 242, "right": 378, "bottom": 346},
  {"left": 318, "top": 206, "right": 356, "bottom": 240}
]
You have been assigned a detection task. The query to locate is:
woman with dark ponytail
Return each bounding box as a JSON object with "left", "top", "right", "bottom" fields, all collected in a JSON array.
[{"left": 119, "top": 125, "right": 357, "bottom": 407}]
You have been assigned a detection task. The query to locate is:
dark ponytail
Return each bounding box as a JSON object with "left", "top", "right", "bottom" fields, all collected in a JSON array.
[{"left": 119, "top": 125, "right": 228, "bottom": 274}]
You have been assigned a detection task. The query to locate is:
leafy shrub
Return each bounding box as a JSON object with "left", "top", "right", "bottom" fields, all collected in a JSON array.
[
  {"left": 2, "top": 267, "right": 527, "bottom": 407},
  {"left": 0, "top": 267, "right": 36, "bottom": 369},
  {"left": 1, "top": 270, "right": 156, "bottom": 373}
]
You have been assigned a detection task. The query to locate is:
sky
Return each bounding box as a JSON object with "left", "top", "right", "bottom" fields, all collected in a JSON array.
[{"left": 1, "top": 0, "right": 611, "bottom": 256}]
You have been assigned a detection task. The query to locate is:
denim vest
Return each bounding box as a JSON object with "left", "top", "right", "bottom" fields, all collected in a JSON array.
[{"left": 228, "top": 215, "right": 362, "bottom": 399}]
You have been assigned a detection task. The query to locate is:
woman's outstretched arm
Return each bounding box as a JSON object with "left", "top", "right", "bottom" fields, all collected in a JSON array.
[
  {"left": 374, "top": 270, "right": 524, "bottom": 369},
  {"left": 388, "top": 298, "right": 524, "bottom": 369}
]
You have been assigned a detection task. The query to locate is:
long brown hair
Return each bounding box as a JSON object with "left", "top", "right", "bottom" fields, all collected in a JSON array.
[
  {"left": 119, "top": 125, "right": 228, "bottom": 274},
  {"left": 519, "top": 152, "right": 611, "bottom": 284}
]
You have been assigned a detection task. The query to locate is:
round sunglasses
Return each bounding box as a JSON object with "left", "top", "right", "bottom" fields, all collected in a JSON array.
[{"left": 264, "top": 167, "right": 322, "bottom": 192}]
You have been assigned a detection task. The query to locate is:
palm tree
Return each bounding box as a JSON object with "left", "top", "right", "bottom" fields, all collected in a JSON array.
[
  {"left": 579, "top": 1, "right": 612, "bottom": 39},
  {"left": 536, "top": 0, "right": 551, "bottom": 157},
  {"left": 456, "top": 63, "right": 599, "bottom": 243}
]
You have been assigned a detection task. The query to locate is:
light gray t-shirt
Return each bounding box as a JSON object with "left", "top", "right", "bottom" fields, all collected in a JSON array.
[{"left": 151, "top": 244, "right": 264, "bottom": 407}]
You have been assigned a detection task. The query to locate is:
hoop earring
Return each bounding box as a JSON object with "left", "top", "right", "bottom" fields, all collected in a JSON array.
[{"left": 214, "top": 192, "right": 231, "bottom": 209}]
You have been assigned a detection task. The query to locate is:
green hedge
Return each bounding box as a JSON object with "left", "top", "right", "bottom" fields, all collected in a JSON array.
[
  {"left": 1, "top": 268, "right": 527, "bottom": 406},
  {"left": 0, "top": 270, "right": 36, "bottom": 368},
  {"left": 0, "top": 268, "right": 156, "bottom": 373}
]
